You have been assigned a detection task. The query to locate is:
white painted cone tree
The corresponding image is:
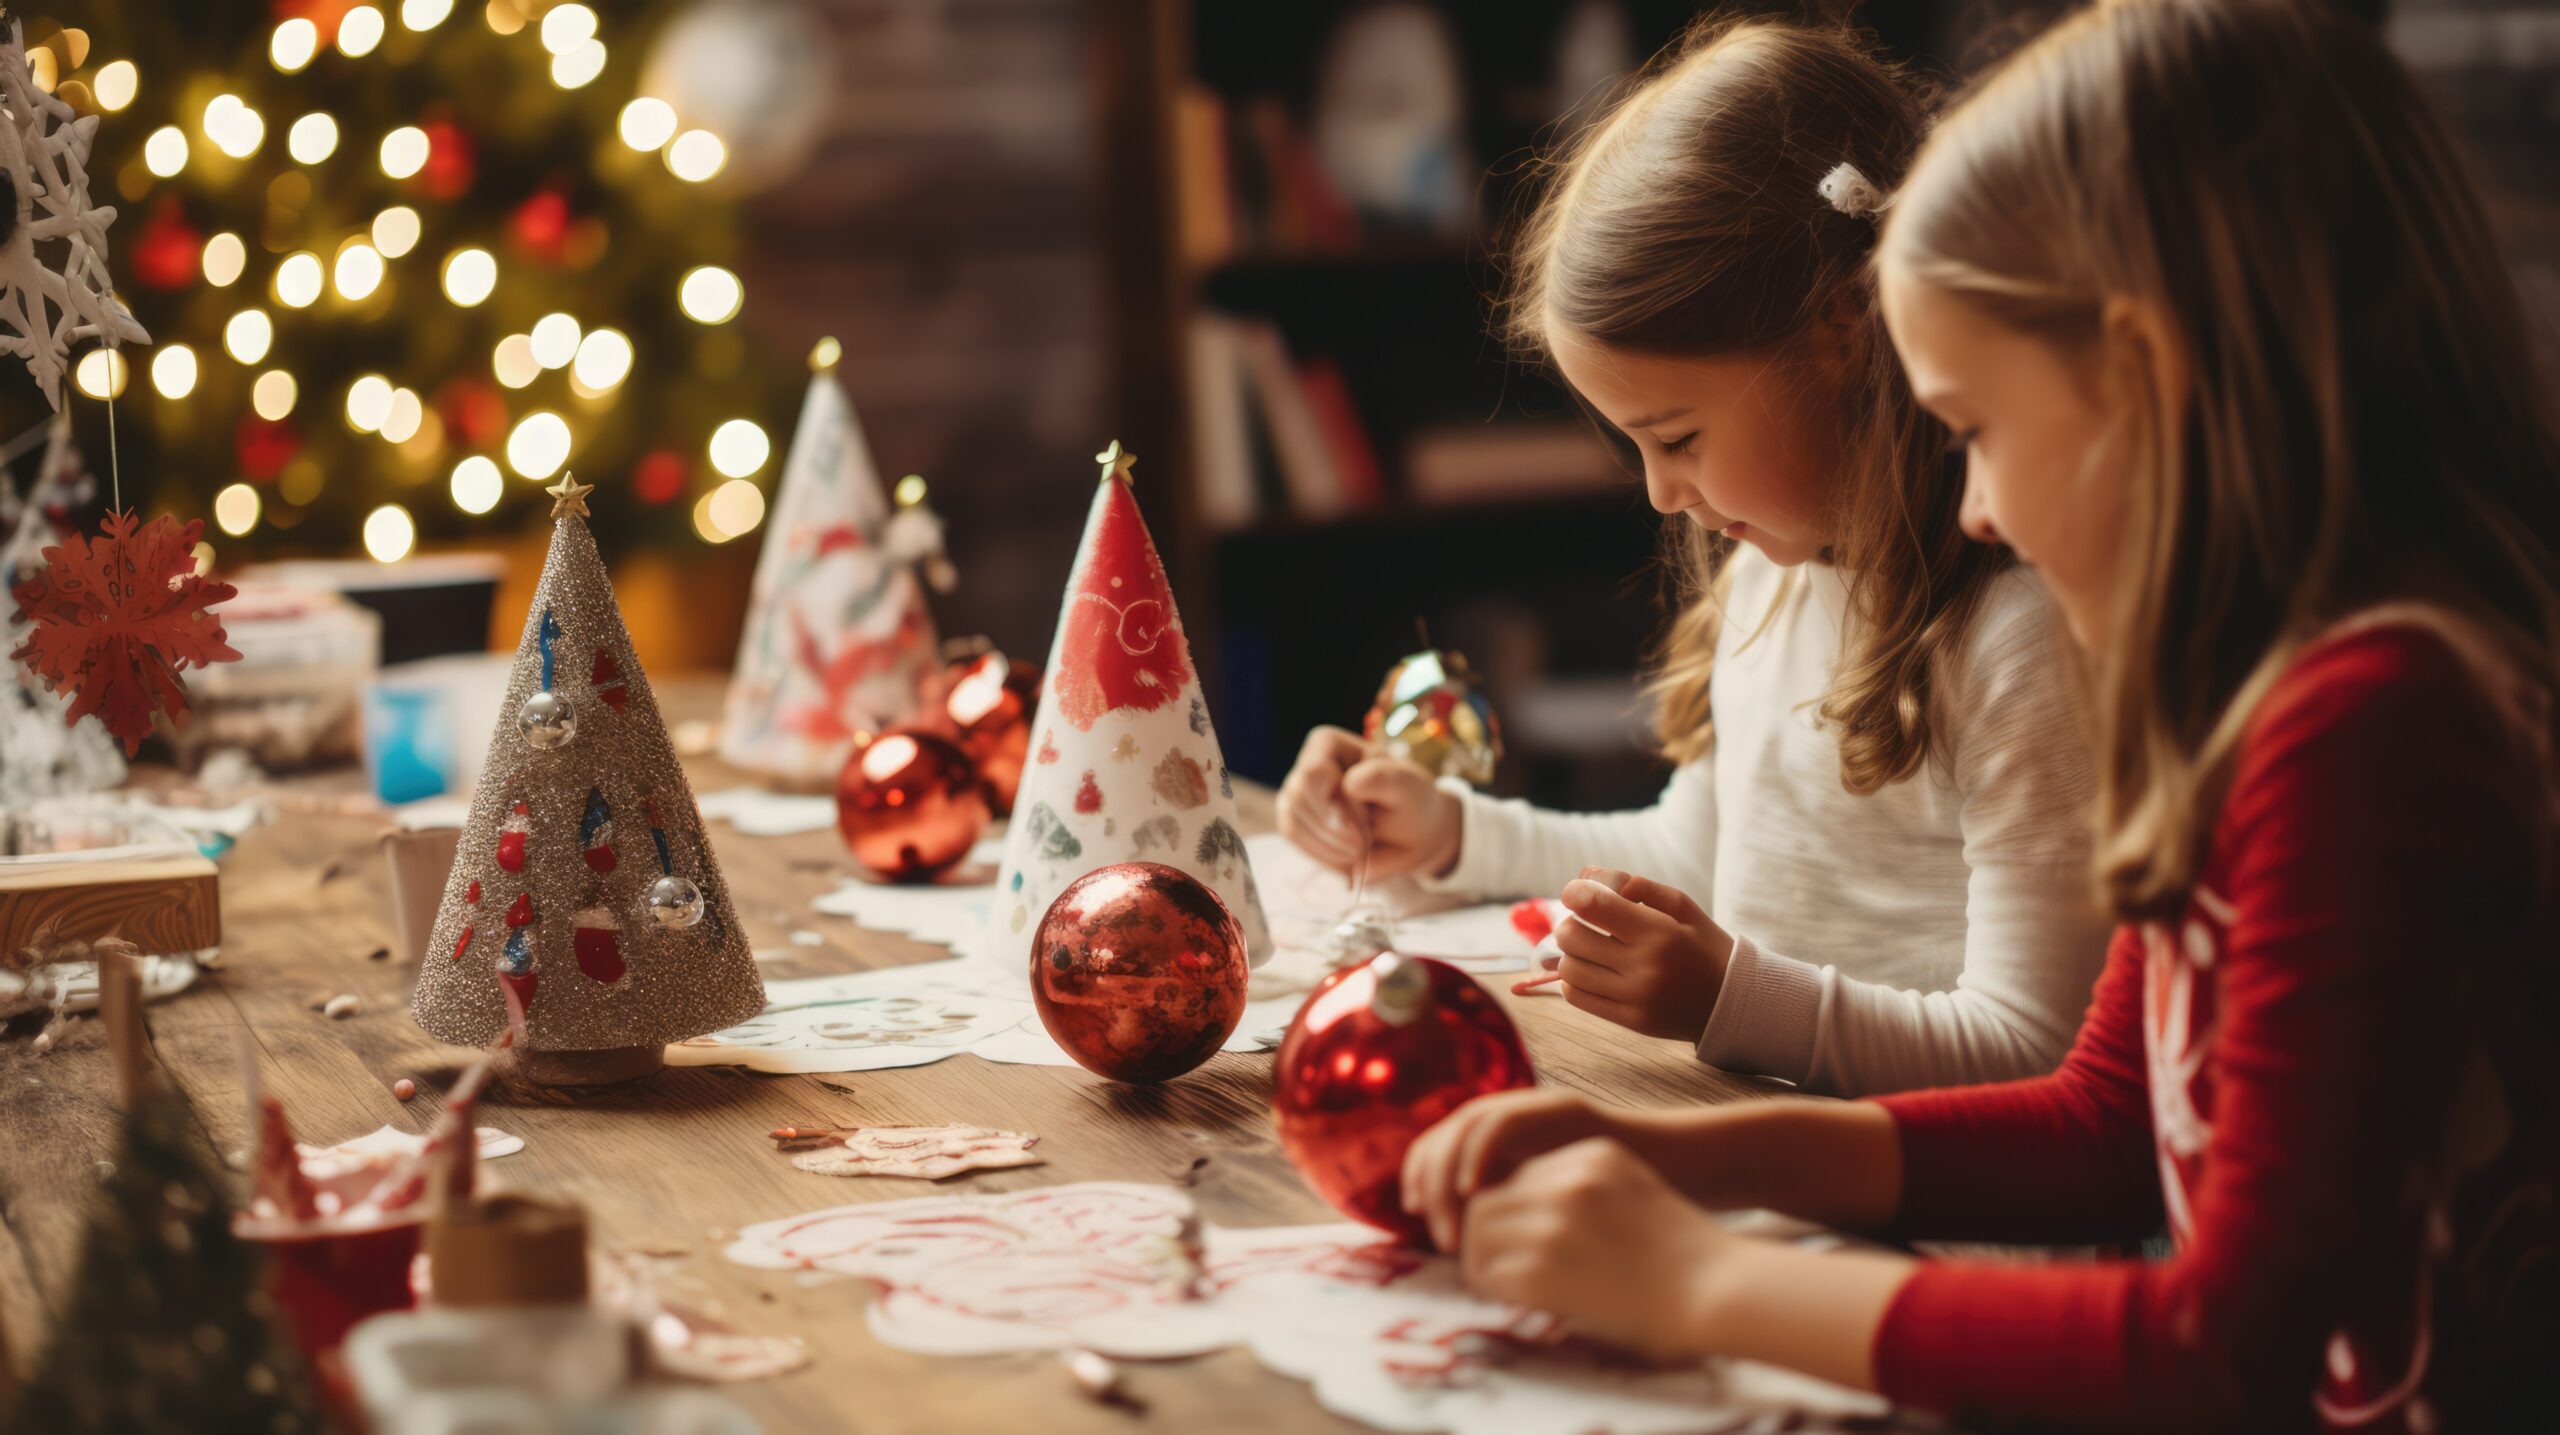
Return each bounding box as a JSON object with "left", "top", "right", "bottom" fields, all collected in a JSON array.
[
  {"left": 983, "top": 442, "right": 1272, "bottom": 977},
  {"left": 720, "top": 347, "right": 939, "bottom": 786}
]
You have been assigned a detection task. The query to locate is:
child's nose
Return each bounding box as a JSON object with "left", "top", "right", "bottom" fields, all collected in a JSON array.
[
  {"left": 1957, "top": 472, "right": 2002, "bottom": 545},
  {"left": 1640, "top": 459, "right": 1704, "bottom": 520}
]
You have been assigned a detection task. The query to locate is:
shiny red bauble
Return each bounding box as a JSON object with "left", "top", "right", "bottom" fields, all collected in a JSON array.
[
  {"left": 1271, "top": 952, "right": 1535, "bottom": 1241},
  {"left": 834, "top": 728, "right": 991, "bottom": 882},
  {"left": 936, "top": 650, "right": 1038, "bottom": 816},
  {"left": 1030, "top": 862, "right": 1249, "bottom": 1083}
]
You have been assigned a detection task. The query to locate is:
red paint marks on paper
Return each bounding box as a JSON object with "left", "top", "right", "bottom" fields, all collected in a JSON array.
[
  {"left": 1037, "top": 730, "right": 1059, "bottom": 765},
  {"left": 1074, "top": 770, "right": 1102, "bottom": 814}
]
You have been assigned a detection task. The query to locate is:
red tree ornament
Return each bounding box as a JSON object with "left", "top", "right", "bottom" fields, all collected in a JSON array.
[
  {"left": 1030, "top": 862, "right": 1248, "bottom": 1083},
  {"left": 9, "top": 511, "right": 242, "bottom": 754},
  {"left": 1272, "top": 953, "right": 1536, "bottom": 1242},
  {"left": 833, "top": 728, "right": 990, "bottom": 882},
  {"left": 933, "top": 649, "right": 1037, "bottom": 816}
]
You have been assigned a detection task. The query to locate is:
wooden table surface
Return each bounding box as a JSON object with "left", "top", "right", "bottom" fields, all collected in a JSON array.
[{"left": 0, "top": 688, "right": 1777, "bottom": 1433}]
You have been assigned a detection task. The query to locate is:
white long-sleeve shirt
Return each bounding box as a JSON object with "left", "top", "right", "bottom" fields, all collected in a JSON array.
[{"left": 1429, "top": 548, "right": 2110, "bottom": 1096}]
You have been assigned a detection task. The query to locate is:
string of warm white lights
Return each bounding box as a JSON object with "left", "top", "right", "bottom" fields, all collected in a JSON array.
[{"left": 57, "top": 1, "right": 779, "bottom": 562}]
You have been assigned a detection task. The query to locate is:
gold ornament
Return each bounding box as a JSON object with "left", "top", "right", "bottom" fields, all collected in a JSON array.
[
  {"left": 1363, "top": 648, "right": 1502, "bottom": 787},
  {"left": 545, "top": 473, "right": 594, "bottom": 519},
  {"left": 1093, "top": 439, "right": 1135, "bottom": 485}
]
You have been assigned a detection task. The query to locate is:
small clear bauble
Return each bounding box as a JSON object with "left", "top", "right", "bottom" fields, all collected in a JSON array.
[
  {"left": 646, "top": 874, "right": 706, "bottom": 929},
  {"left": 518, "top": 690, "right": 577, "bottom": 750}
]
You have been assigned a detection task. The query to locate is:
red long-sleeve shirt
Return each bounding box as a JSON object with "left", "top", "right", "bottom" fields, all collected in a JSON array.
[{"left": 1869, "top": 619, "right": 2559, "bottom": 1431}]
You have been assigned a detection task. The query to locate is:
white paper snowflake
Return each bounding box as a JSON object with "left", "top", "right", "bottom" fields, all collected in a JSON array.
[{"left": 0, "top": 19, "right": 147, "bottom": 409}]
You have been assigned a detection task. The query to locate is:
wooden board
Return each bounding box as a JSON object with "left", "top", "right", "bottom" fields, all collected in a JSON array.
[
  {"left": 0, "top": 851, "right": 221, "bottom": 959},
  {"left": 0, "top": 681, "right": 1780, "bottom": 1428}
]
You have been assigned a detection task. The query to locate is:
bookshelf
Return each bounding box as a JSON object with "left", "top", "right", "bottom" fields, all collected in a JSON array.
[{"left": 1094, "top": 0, "right": 1716, "bottom": 802}]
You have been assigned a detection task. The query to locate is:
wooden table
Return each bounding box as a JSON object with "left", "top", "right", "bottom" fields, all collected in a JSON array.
[{"left": 0, "top": 690, "right": 1775, "bottom": 1433}]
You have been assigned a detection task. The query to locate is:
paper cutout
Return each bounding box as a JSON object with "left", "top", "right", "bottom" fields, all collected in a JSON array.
[
  {"left": 8, "top": 510, "right": 241, "bottom": 754},
  {"left": 668, "top": 956, "right": 1313, "bottom": 1075},
  {"left": 771, "top": 1124, "right": 1043, "bottom": 1180},
  {"left": 725, "top": 1182, "right": 1913, "bottom": 1435}
]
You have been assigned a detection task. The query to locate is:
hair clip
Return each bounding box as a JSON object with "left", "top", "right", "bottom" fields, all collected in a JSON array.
[{"left": 1818, "top": 162, "right": 1894, "bottom": 220}]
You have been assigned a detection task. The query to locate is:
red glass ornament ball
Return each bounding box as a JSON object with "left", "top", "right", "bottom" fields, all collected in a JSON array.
[
  {"left": 834, "top": 728, "right": 990, "bottom": 882},
  {"left": 1030, "top": 862, "right": 1249, "bottom": 1084},
  {"left": 1271, "top": 953, "right": 1536, "bottom": 1241},
  {"left": 939, "top": 650, "right": 1039, "bottom": 816}
]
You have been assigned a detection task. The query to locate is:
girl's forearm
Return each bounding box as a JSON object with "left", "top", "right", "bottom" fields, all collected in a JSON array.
[
  {"left": 1619, "top": 1099, "right": 1905, "bottom": 1231},
  {"left": 1683, "top": 1235, "right": 1916, "bottom": 1392}
]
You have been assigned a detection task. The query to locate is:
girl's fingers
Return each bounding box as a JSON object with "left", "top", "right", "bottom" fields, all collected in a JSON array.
[
  {"left": 1561, "top": 879, "right": 1676, "bottom": 942},
  {"left": 1561, "top": 978, "right": 1647, "bottom": 1030},
  {"left": 1612, "top": 873, "right": 1706, "bottom": 925},
  {"left": 1278, "top": 797, "right": 1363, "bottom": 871},
  {"left": 1554, "top": 953, "right": 1634, "bottom": 1003},
  {"left": 1552, "top": 916, "right": 1629, "bottom": 977}
]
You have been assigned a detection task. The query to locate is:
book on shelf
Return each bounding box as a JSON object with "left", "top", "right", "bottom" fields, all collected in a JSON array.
[
  {"left": 1172, "top": 86, "right": 1365, "bottom": 266},
  {"left": 1403, "top": 422, "right": 1621, "bottom": 505},
  {"left": 1189, "top": 314, "right": 1391, "bottom": 528}
]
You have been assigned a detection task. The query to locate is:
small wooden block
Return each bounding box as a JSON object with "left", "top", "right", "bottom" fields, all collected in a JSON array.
[
  {"left": 509, "top": 1044, "right": 665, "bottom": 1087},
  {"left": 0, "top": 852, "right": 221, "bottom": 959}
]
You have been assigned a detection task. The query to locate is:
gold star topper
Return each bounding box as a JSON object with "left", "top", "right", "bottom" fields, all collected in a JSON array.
[
  {"left": 1094, "top": 439, "right": 1136, "bottom": 485},
  {"left": 547, "top": 472, "right": 594, "bottom": 519}
]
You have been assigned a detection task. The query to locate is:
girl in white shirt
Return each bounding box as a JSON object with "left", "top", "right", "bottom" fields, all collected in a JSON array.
[{"left": 1277, "top": 15, "right": 2108, "bottom": 1096}]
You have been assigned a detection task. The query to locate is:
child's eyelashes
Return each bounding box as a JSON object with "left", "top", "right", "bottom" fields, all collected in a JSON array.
[{"left": 1659, "top": 432, "right": 1699, "bottom": 456}]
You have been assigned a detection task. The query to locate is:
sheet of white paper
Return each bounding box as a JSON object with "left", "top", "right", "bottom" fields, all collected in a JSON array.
[
  {"left": 725, "top": 1182, "right": 1915, "bottom": 1435},
  {"left": 811, "top": 879, "right": 995, "bottom": 950},
  {"left": 696, "top": 788, "right": 841, "bottom": 837},
  {"left": 666, "top": 963, "right": 1035, "bottom": 1074},
  {"left": 297, "top": 1124, "right": 524, "bottom": 1179}
]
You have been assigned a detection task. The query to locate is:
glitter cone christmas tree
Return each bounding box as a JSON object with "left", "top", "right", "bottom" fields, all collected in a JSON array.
[
  {"left": 983, "top": 442, "right": 1272, "bottom": 978},
  {"left": 410, "top": 476, "right": 764, "bottom": 1086}
]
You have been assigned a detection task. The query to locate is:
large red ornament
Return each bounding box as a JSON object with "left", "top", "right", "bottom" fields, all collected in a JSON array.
[
  {"left": 834, "top": 728, "right": 990, "bottom": 882},
  {"left": 8, "top": 510, "right": 242, "bottom": 754},
  {"left": 1050, "top": 475, "right": 1192, "bottom": 730},
  {"left": 937, "top": 650, "right": 1038, "bottom": 816},
  {"left": 1272, "top": 953, "right": 1536, "bottom": 1241},
  {"left": 1030, "top": 862, "right": 1249, "bottom": 1083}
]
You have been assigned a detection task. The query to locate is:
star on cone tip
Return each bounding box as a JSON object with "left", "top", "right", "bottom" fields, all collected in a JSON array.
[
  {"left": 1094, "top": 440, "right": 1136, "bottom": 485},
  {"left": 546, "top": 473, "right": 594, "bottom": 518}
]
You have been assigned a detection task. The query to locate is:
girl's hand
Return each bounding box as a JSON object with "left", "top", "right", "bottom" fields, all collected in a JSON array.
[
  {"left": 1552, "top": 867, "right": 1734, "bottom": 1041},
  {"left": 1276, "top": 726, "right": 1461, "bottom": 880},
  {"left": 1403, "top": 1088, "right": 1624, "bottom": 1252},
  {"left": 1457, "top": 1137, "right": 1730, "bottom": 1363}
]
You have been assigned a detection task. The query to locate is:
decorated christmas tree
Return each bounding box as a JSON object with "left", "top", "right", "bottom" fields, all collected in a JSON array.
[
  {"left": 29, "top": 2, "right": 794, "bottom": 555},
  {"left": 410, "top": 475, "right": 763, "bottom": 1085},
  {"left": 984, "top": 442, "right": 1272, "bottom": 975},
  {"left": 719, "top": 341, "right": 941, "bottom": 786}
]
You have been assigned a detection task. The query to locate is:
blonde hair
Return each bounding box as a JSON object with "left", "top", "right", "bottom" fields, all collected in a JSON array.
[
  {"left": 1883, "top": 0, "right": 2560, "bottom": 916},
  {"left": 1506, "top": 14, "right": 2009, "bottom": 790}
]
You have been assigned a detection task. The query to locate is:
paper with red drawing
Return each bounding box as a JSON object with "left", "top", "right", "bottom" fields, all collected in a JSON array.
[{"left": 724, "top": 1181, "right": 1919, "bottom": 1435}]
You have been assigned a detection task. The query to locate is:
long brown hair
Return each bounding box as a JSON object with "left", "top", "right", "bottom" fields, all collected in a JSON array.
[
  {"left": 1505, "top": 13, "right": 2010, "bottom": 791},
  {"left": 1883, "top": 0, "right": 2560, "bottom": 915}
]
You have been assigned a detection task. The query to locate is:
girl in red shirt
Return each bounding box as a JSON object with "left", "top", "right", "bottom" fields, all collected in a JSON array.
[{"left": 1402, "top": 1, "right": 2560, "bottom": 1428}]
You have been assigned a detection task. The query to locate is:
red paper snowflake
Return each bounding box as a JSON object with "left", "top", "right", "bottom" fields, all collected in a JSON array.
[{"left": 8, "top": 510, "right": 241, "bottom": 754}]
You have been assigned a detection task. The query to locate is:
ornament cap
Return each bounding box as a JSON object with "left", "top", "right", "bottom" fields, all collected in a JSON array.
[
  {"left": 1093, "top": 439, "right": 1136, "bottom": 486},
  {"left": 546, "top": 472, "right": 594, "bottom": 519},
  {"left": 1367, "top": 952, "right": 1429, "bottom": 1027}
]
